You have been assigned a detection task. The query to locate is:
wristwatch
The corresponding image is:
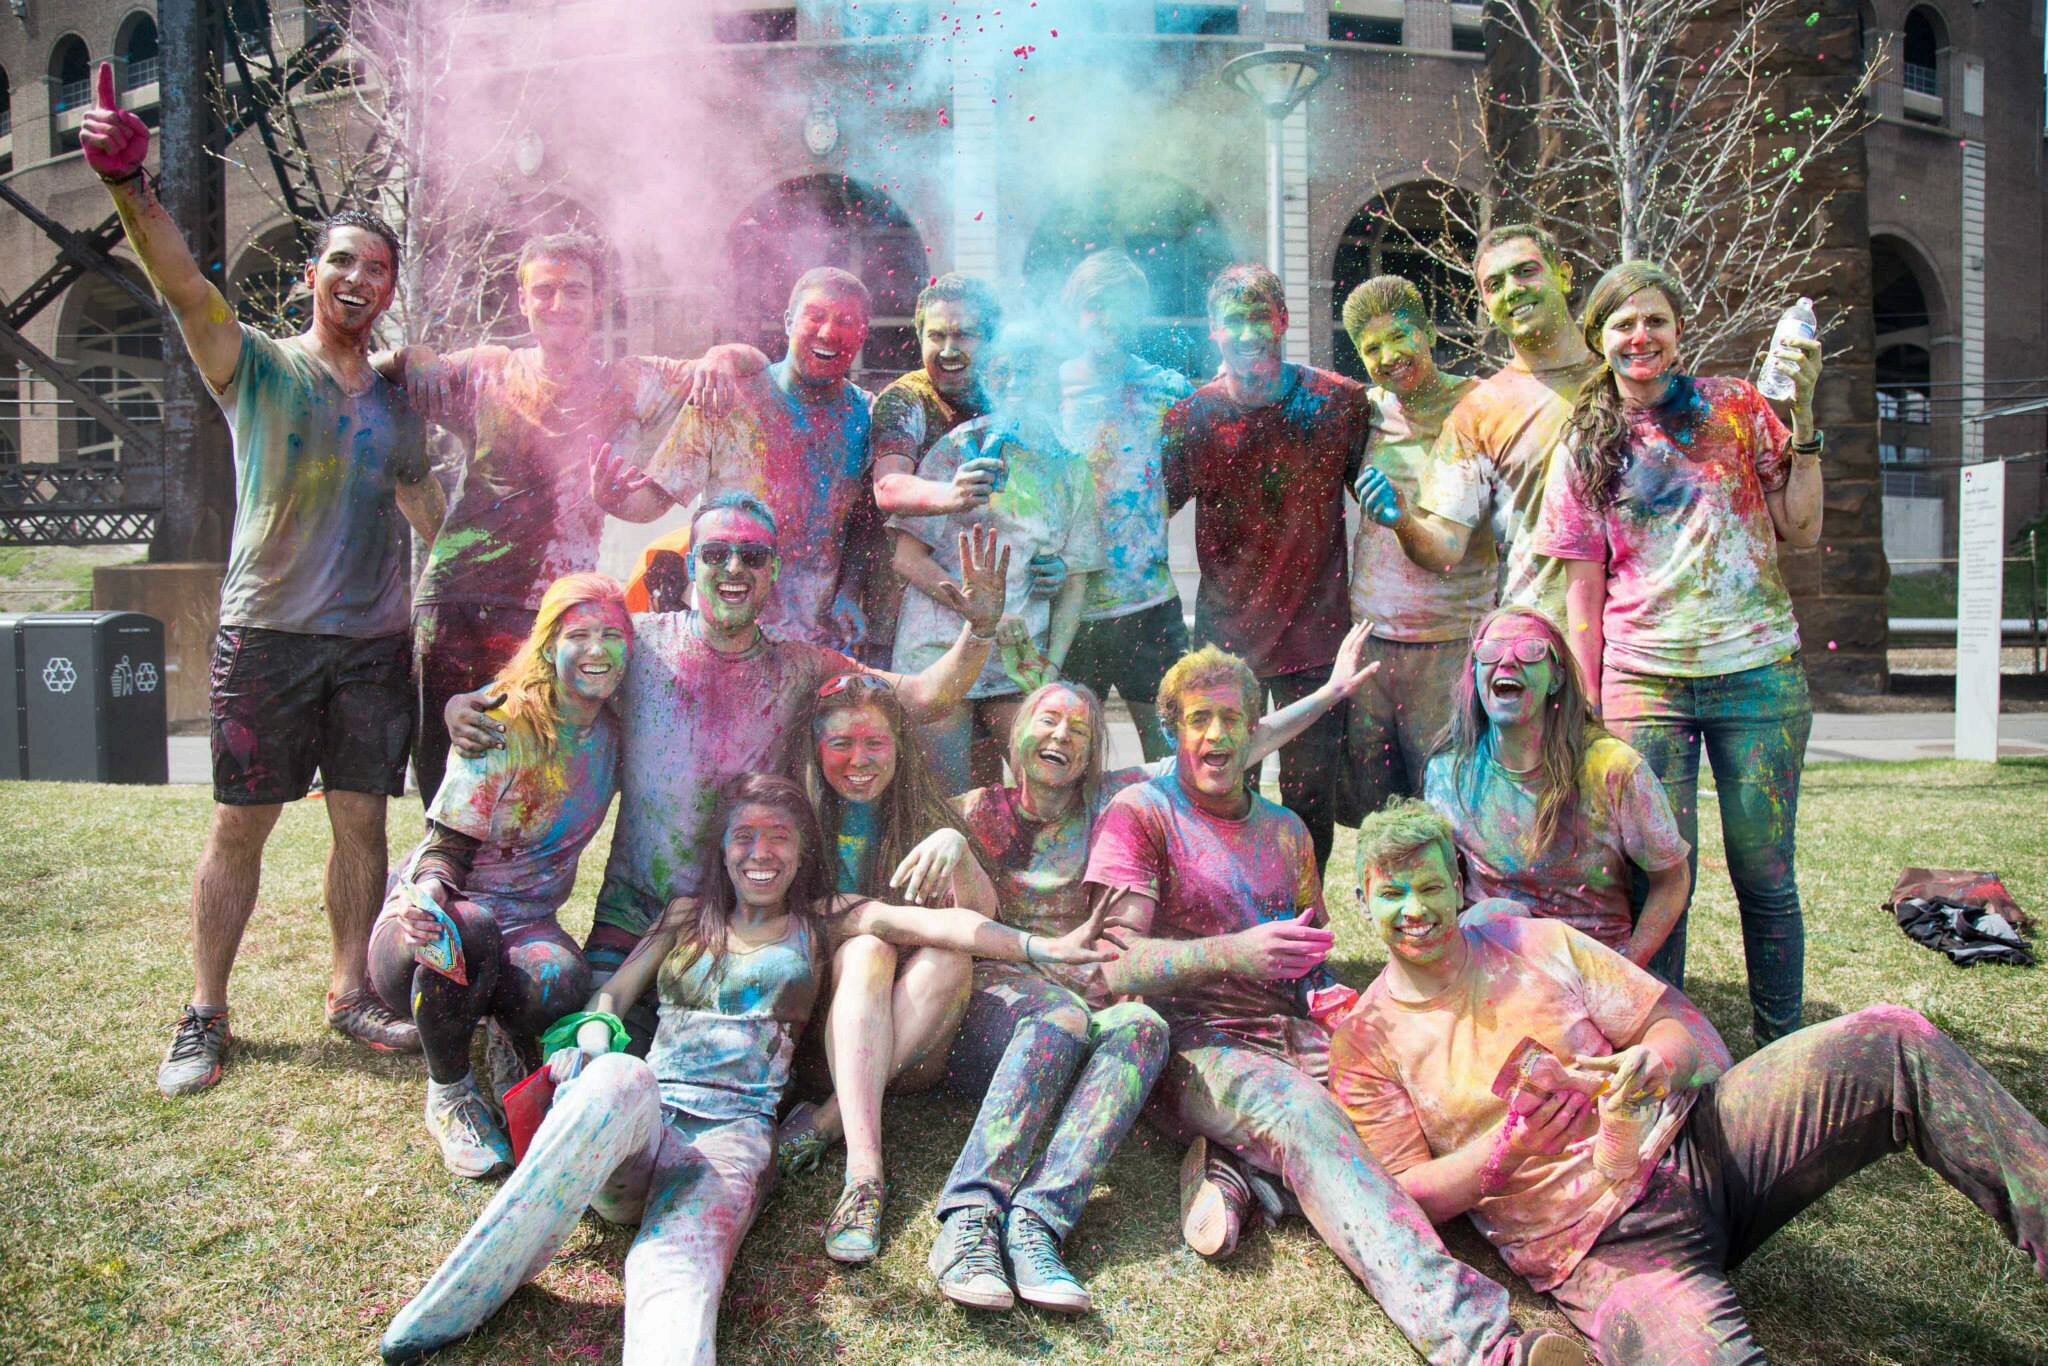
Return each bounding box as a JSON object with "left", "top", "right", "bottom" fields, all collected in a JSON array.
[{"left": 1791, "top": 431, "right": 1824, "bottom": 460}]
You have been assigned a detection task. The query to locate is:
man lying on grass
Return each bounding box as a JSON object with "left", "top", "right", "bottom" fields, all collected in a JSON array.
[{"left": 1329, "top": 798, "right": 2048, "bottom": 1365}]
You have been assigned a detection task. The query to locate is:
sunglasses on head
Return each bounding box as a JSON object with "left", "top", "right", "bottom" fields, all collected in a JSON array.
[
  {"left": 694, "top": 540, "right": 776, "bottom": 571},
  {"left": 1473, "top": 637, "right": 1554, "bottom": 666},
  {"left": 818, "top": 673, "right": 891, "bottom": 700}
]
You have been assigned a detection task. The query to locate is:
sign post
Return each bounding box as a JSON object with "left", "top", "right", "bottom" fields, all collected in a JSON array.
[{"left": 1954, "top": 460, "right": 2006, "bottom": 761}]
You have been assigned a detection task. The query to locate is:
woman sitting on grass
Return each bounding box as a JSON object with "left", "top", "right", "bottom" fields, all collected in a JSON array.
[
  {"left": 926, "top": 626, "right": 1381, "bottom": 1312},
  {"left": 1423, "top": 606, "right": 1691, "bottom": 968},
  {"left": 367, "top": 572, "right": 629, "bottom": 1179},
  {"left": 379, "top": 773, "right": 1125, "bottom": 1365}
]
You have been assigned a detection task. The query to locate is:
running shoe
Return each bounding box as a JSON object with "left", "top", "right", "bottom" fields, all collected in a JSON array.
[
  {"left": 424, "top": 1080, "right": 513, "bottom": 1179},
  {"left": 929, "top": 1205, "right": 1013, "bottom": 1310},
  {"left": 1004, "top": 1207, "right": 1089, "bottom": 1313},
  {"left": 824, "top": 1176, "right": 886, "bottom": 1264},
  {"left": 1178, "top": 1135, "right": 1253, "bottom": 1260},
  {"left": 327, "top": 987, "right": 421, "bottom": 1053},
  {"left": 157, "top": 1006, "right": 231, "bottom": 1097}
]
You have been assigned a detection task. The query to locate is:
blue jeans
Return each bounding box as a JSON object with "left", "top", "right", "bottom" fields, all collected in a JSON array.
[{"left": 1604, "top": 656, "right": 1813, "bottom": 1042}]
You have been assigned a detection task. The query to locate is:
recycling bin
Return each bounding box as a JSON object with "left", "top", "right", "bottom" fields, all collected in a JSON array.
[{"left": 0, "top": 611, "right": 168, "bottom": 784}]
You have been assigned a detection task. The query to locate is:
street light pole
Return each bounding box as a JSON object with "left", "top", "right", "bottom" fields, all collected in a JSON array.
[{"left": 1220, "top": 47, "right": 1331, "bottom": 282}]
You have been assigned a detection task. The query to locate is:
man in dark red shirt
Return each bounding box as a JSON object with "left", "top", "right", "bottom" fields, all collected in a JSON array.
[{"left": 1163, "top": 265, "right": 1371, "bottom": 868}]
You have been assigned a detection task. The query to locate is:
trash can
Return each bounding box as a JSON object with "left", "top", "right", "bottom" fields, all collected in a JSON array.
[{"left": 0, "top": 611, "right": 168, "bottom": 784}]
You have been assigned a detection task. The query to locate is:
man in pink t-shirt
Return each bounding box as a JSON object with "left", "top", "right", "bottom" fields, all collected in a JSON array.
[
  {"left": 1084, "top": 647, "right": 1577, "bottom": 1366},
  {"left": 1331, "top": 800, "right": 2048, "bottom": 1363}
]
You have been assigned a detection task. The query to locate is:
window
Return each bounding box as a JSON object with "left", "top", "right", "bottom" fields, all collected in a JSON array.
[
  {"left": 49, "top": 36, "right": 92, "bottom": 114},
  {"left": 120, "top": 15, "right": 160, "bottom": 90},
  {"left": 1, "top": 67, "right": 11, "bottom": 137},
  {"left": 1156, "top": 4, "right": 1240, "bottom": 36},
  {"left": 1900, "top": 6, "right": 1943, "bottom": 122},
  {"left": 1331, "top": 15, "right": 1402, "bottom": 46},
  {"left": 715, "top": 8, "right": 797, "bottom": 42}
]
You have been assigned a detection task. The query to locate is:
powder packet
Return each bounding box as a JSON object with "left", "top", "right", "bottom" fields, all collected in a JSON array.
[{"left": 398, "top": 875, "right": 469, "bottom": 987}]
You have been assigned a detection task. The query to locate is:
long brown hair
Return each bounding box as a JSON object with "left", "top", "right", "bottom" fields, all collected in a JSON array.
[
  {"left": 660, "top": 773, "right": 831, "bottom": 980},
  {"left": 803, "top": 675, "right": 967, "bottom": 897},
  {"left": 1565, "top": 260, "right": 1693, "bottom": 511},
  {"left": 1430, "top": 607, "right": 1607, "bottom": 850},
  {"left": 486, "top": 572, "right": 632, "bottom": 764}
]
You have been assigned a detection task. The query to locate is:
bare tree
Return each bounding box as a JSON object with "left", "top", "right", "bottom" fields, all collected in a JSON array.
[
  {"left": 1401, "top": 0, "right": 1884, "bottom": 368},
  {"left": 210, "top": 0, "right": 578, "bottom": 351}
]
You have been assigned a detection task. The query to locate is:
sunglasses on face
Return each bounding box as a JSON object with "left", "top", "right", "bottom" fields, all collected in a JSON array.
[
  {"left": 694, "top": 540, "right": 776, "bottom": 571},
  {"left": 1473, "top": 637, "right": 1554, "bottom": 666},
  {"left": 817, "top": 672, "right": 891, "bottom": 700}
]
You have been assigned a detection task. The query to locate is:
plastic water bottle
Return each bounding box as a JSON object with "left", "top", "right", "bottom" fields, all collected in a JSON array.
[{"left": 1757, "top": 298, "right": 1818, "bottom": 402}]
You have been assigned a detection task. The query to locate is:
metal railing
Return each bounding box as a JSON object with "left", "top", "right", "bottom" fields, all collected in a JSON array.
[
  {"left": 1902, "top": 61, "right": 1938, "bottom": 96},
  {"left": 1887, "top": 532, "right": 2047, "bottom": 673},
  {"left": 125, "top": 56, "right": 161, "bottom": 89},
  {"left": 53, "top": 77, "right": 94, "bottom": 113}
]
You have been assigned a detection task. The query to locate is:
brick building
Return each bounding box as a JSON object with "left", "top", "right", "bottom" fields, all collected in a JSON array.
[{"left": 1, "top": 1, "right": 2041, "bottom": 714}]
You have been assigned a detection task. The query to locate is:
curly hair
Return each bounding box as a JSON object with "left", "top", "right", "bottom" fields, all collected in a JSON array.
[
  {"left": 312, "top": 208, "right": 401, "bottom": 270},
  {"left": 1155, "top": 645, "right": 1262, "bottom": 736},
  {"left": 485, "top": 572, "right": 632, "bottom": 765}
]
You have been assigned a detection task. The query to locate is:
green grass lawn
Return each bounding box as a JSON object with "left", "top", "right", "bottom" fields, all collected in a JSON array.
[{"left": 3, "top": 760, "right": 2046, "bottom": 1365}]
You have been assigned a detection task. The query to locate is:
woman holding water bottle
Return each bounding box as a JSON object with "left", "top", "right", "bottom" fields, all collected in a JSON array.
[{"left": 1531, "top": 261, "right": 1824, "bottom": 1043}]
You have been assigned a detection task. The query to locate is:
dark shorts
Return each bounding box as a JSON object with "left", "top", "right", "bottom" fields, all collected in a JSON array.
[
  {"left": 209, "top": 626, "right": 414, "bottom": 805},
  {"left": 1060, "top": 597, "right": 1190, "bottom": 708}
]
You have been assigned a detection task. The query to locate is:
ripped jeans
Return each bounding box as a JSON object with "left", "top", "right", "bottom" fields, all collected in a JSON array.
[
  {"left": 1151, "top": 1017, "right": 1524, "bottom": 1366},
  {"left": 1550, "top": 1005, "right": 2048, "bottom": 1363},
  {"left": 938, "top": 965, "right": 1169, "bottom": 1238},
  {"left": 381, "top": 1052, "right": 772, "bottom": 1366}
]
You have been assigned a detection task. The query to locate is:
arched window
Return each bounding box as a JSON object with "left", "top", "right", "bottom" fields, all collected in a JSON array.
[
  {"left": 119, "top": 14, "right": 160, "bottom": 90},
  {"left": 1330, "top": 184, "right": 1479, "bottom": 381},
  {"left": 725, "top": 175, "right": 927, "bottom": 386},
  {"left": 1022, "top": 176, "right": 1235, "bottom": 377},
  {"left": 55, "top": 272, "right": 163, "bottom": 463},
  {"left": 49, "top": 35, "right": 92, "bottom": 113},
  {"left": 1900, "top": 6, "right": 1946, "bottom": 121}
]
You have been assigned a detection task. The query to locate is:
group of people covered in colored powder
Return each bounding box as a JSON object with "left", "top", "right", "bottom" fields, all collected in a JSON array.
[{"left": 83, "top": 63, "right": 2048, "bottom": 1366}]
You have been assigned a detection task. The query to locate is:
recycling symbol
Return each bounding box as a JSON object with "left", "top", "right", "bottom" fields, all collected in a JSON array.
[
  {"left": 136, "top": 661, "right": 159, "bottom": 693},
  {"left": 42, "top": 657, "right": 77, "bottom": 694}
]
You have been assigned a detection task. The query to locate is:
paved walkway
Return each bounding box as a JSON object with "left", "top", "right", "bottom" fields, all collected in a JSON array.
[{"left": 161, "top": 710, "right": 2048, "bottom": 787}]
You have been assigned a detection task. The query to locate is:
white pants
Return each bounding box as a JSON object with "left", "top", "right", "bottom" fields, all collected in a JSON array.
[{"left": 381, "top": 1052, "right": 773, "bottom": 1366}]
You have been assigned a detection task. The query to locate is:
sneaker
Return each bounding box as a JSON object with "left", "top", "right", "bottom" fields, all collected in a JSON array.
[
  {"left": 482, "top": 1017, "right": 527, "bottom": 1105},
  {"left": 928, "top": 1206, "right": 1013, "bottom": 1310},
  {"left": 1178, "top": 1135, "right": 1252, "bottom": 1260},
  {"left": 327, "top": 987, "right": 422, "bottom": 1054},
  {"left": 157, "top": 1006, "right": 232, "bottom": 1097},
  {"left": 776, "top": 1100, "right": 832, "bottom": 1177},
  {"left": 1520, "top": 1330, "right": 1591, "bottom": 1366},
  {"left": 424, "top": 1079, "right": 513, "bottom": 1179},
  {"left": 824, "top": 1176, "right": 886, "bottom": 1264},
  {"left": 1004, "top": 1208, "right": 1089, "bottom": 1314}
]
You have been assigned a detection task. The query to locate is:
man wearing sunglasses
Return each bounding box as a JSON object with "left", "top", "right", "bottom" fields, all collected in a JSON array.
[{"left": 445, "top": 492, "right": 1010, "bottom": 1043}]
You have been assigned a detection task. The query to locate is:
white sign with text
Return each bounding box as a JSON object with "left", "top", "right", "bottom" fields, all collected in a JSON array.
[{"left": 1954, "top": 460, "right": 2005, "bottom": 762}]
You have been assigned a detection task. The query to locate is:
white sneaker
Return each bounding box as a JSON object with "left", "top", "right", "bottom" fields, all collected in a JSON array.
[{"left": 424, "top": 1077, "right": 513, "bottom": 1179}]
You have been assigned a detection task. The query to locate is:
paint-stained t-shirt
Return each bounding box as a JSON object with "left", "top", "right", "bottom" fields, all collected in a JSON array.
[
  {"left": 652, "top": 914, "right": 821, "bottom": 1123},
  {"left": 1084, "top": 767, "right": 1326, "bottom": 1047},
  {"left": 413, "top": 348, "right": 678, "bottom": 611},
  {"left": 643, "top": 360, "right": 874, "bottom": 652},
  {"left": 593, "top": 612, "right": 864, "bottom": 938},
  {"left": 211, "top": 326, "right": 427, "bottom": 637},
  {"left": 956, "top": 761, "right": 1167, "bottom": 1003},
  {"left": 1423, "top": 736, "right": 1689, "bottom": 951},
  {"left": 1349, "top": 378, "right": 1495, "bottom": 642},
  {"left": 1059, "top": 357, "right": 1194, "bottom": 621},
  {"left": 1419, "top": 356, "right": 1602, "bottom": 625},
  {"left": 869, "top": 369, "right": 979, "bottom": 471},
  {"left": 1163, "top": 364, "right": 1370, "bottom": 677},
  {"left": 1328, "top": 915, "right": 1692, "bottom": 1292},
  {"left": 1532, "top": 377, "right": 1799, "bottom": 678},
  {"left": 889, "top": 417, "right": 1106, "bottom": 698},
  {"left": 412, "top": 713, "right": 620, "bottom": 931}
]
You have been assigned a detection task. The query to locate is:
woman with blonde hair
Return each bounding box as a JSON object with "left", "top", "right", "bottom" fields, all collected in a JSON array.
[
  {"left": 1422, "top": 605, "right": 1690, "bottom": 966},
  {"left": 368, "top": 571, "right": 632, "bottom": 1178},
  {"left": 1532, "top": 259, "right": 1824, "bottom": 1041}
]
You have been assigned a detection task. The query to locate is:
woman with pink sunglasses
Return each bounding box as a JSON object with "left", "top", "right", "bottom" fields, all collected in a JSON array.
[{"left": 1422, "top": 607, "right": 1691, "bottom": 968}]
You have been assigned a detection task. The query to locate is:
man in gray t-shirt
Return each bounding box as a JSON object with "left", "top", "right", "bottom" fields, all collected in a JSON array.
[{"left": 86, "top": 68, "right": 446, "bottom": 1098}]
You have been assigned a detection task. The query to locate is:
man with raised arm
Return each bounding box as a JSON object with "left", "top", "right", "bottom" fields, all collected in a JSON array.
[
  {"left": 1357, "top": 224, "right": 1599, "bottom": 624},
  {"left": 83, "top": 64, "right": 446, "bottom": 1097},
  {"left": 636, "top": 266, "right": 876, "bottom": 655},
  {"left": 446, "top": 494, "right": 1010, "bottom": 1044},
  {"left": 1161, "top": 264, "right": 1371, "bottom": 871},
  {"left": 1082, "top": 646, "right": 1583, "bottom": 1366}
]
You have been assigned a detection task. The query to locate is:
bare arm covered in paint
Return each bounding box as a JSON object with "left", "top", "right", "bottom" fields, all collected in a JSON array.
[
  {"left": 874, "top": 453, "right": 1005, "bottom": 516},
  {"left": 394, "top": 472, "right": 447, "bottom": 549},
  {"left": 1561, "top": 559, "right": 1608, "bottom": 708},
  {"left": 1045, "top": 569, "right": 1089, "bottom": 670},
  {"left": 1095, "top": 890, "right": 1334, "bottom": 998},
  {"left": 1357, "top": 465, "right": 1480, "bottom": 575},
  {"left": 80, "top": 62, "right": 240, "bottom": 388},
  {"left": 1386, "top": 1090, "right": 1597, "bottom": 1224},
  {"left": 1580, "top": 989, "right": 1731, "bottom": 1105},
  {"left": 1763, "top": 338, "right": 1825, "bottom": 550},
  {"left": 829, "top": 891, "right": 1131, "bottom": 965},
  {"left": 881, "top": 524, "right": 1008, "bottom": 719},
  {"left": 1621, "top": 861, "right": 1689, "bottom": 968},
  {"left": 1246, "top": 620, "right": 1381, "bottom": 766}
]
